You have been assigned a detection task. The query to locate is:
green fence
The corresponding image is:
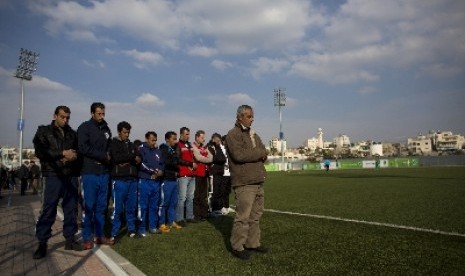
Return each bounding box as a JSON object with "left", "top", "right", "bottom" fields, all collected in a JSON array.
[{"left": 265, "top": 157, "right": 420, "bottom": 171}]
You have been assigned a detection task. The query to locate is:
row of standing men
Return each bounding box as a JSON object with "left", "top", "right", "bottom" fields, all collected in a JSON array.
[{"left": 32, "top": 103, "right": 267, "bottom": 261}]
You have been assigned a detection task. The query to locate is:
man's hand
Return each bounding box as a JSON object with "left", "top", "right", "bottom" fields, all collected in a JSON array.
[
  {"left": 134, "top": 156, "right": 141, "bottom": 164},
  {"left": 62, "top": 149, "right": 77, "bottom": 161}
]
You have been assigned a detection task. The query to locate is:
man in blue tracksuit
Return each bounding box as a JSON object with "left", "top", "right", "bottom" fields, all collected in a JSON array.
[
  {"left": 159, "top": 131, "right": 182, "bottom": 232},
  {"left": 77, "top": 102, "right": 112, "bottom": 249},
  {"left": 109, "top": 121, "right": 140, "bottom": 243},
  {"left": 137, "top": 131, "right": 164, "bottom": 237}
]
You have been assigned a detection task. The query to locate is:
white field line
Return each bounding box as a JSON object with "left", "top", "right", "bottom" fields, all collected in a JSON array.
[
  {"left": 56, "top": 208, "right": 130, "bottom": 276},
  {"left": 264, "top": 208, "right": 465, "bottom": 238}
]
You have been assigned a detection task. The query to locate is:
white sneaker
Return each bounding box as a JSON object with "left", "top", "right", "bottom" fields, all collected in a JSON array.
[{"left": 221, "top": 207, "right": 229, "bottom": 215}]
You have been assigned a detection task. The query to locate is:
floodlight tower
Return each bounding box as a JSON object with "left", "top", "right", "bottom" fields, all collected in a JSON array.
[
  {"left": 14, "top": 48, "right": 39, "bottom": 166},
  {"left": 274, "top": 88, "right": 286, "bottom": 171}
]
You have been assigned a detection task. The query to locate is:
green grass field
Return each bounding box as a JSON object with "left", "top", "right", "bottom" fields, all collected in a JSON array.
[{"left": 113, "top": 167, "right": 465, "bottom": 275}]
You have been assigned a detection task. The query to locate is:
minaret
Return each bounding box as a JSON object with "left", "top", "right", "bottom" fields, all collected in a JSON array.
[{"left": 317, "top": 128, "right": 323, "bottom": 148}]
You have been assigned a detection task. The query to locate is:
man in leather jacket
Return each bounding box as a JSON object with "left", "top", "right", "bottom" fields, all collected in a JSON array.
[{"left": 32, "top": 105, "right": 83, "bottom": 259}]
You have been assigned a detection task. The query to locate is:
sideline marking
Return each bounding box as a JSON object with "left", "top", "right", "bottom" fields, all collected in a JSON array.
[{"left": 264, "top": 208, "right": 465, "bottom": 238}]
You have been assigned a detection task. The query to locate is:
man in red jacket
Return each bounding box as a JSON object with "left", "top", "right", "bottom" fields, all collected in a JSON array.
[{"left": 192, "top": 130, "right": 213, "bottom": 221}]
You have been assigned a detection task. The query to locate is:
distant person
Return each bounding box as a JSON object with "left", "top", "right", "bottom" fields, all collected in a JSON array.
[
  {"left": 324, "top": 159, "right": 330, "bottom": 171},
  {"left": 226, "top": 105, "right": 268, "bottom": 260},
  {"left": 29, "top": 160, "right": 41, "bottom": 195},
  {"left": 77, "top": 102, "right": 112, "bottom": 249},
  {"left": 192, "top": 130, "right": 213, "bottom": 221},
  {"left": 18, "top": 161, "right": 29, "bottom": 196},
  {"left": 175, "top": 127, "right": 197, "bottom": 226},
  {"left": 137, "top": 131, "right": 164, "bottom": 237},
  {"left": 32, "top": 105, "right": 83, "bottom": 259},
  {"left": 109, "top": 121, "right": 140, "bottom": 243},
  {"left": 159, "top": 131, "right": 183, "bottom": 231},
  {"left": 208, "top": 133, "right": 228, "bottom": 216}
]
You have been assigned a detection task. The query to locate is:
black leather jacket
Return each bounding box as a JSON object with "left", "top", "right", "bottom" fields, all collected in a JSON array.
[{"left": 33, "top": 121, "right": 80, "bottom": 177}]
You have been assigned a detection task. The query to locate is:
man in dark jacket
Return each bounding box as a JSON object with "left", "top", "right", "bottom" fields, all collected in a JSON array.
[
  {"left": 226, "top": 105, "right": 268, "bottom": 260},
  {"left": 18, "top": 161, "right": 29, "bottom": 195},
  {"left": 159, "top": 131, "right": 182, "bottom": 232},
  {"left": 109, "top": 121, "right": 140, "bottom": 243},
  {"left": 32, "top": 105, "right": 83, "bottom": 259},
  {"left": 77, "top": 102, "right": 112, "bottom": 249},
  {"left": 29, "top": 160, "right": 41, "bottom": 195},
  {"left": 208, "top": 133, "right": 228, "bottom": 215}
]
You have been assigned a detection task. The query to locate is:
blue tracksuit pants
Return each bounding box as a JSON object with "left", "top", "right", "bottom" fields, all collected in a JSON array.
[
  {"left": 111, "top": 178, "right": 137, "bottom": 237},
  {"left": 159, "top": 179, "right": 178, "bottom": 225},
  {"left": 138, "top": 178, "right": 161, "bottom": 233},
  {"left": 35, "top": 176, "right": 79, "bottom": 243},
  {"left": 81, "top": 174, "right": 109, "bottom": 241}
]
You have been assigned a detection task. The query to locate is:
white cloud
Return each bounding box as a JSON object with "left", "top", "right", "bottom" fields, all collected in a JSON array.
[
  {"left": 418, "top": 63, "right": 463, "bottom": 79},
  {"left": 357, "top": 86, "right": 378, "bottom": 95},
  {"left": 178, "top": 0, "right": 320, "bottom": 54},
  {"left": 227, "top": 93, "right": 255, "bottom": 106},
  {"left": 250, "top": 57, "right": 290, "bottom": 79},
  {"left": 187, "top": 46, "right": 218, "bottom": 57},
  {"left": 122, "top": 49, "right": 163, "bottom": 69},
  {"left": 65, "top": 30, "right": 114, "bottom": 44},
  {"left": 135, "top": 93, "right": 165, "bottom": 107},
  {"left": 31, "top": 0, "right": 182, "bottom": 49},
  {"left": 82, "top": 60, "right": 106, "bottom": 69},
  {"left": 211, "top": 59, "right": 233, "bottom": 71}
]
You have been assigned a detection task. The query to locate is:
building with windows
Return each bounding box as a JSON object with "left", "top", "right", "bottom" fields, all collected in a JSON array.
[
  {"left": 407, "top": 135, "right": 432, "bottom": 155},
  {"left": 433, "top": 131, "right": 465, "bottom": 151}
]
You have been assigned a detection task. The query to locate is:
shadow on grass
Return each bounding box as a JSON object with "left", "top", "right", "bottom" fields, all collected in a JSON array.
[{"left": 207, "top": 215, "right": 234, "bottom": 251}]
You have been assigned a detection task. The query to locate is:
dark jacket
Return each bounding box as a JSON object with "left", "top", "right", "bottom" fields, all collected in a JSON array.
[
  {"left": 225, "top": 121, "right": 267, "bottom": 187},
  {"left": 77, "top": 119, "right": 112, "bottom": 175},
  {"left": 110, "top": 137, "right": 138, "bottom": 179},
  {"left": 159, "top": 143, "right": 178, "bottom": 180},
  {"left": 208, "top": 143, "right": 227, "bottom": 176},
  {"left": 138, "top": 142, "right": 165, "bottom": 180},
  {"left": 33, "top": 121, "right": 80, "bottom": 177}
]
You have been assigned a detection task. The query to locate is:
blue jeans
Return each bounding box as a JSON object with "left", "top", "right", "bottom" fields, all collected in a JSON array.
[
  {"left": 176, "top": 176, "right": 195, "bottom": 221},
  {"left": 35, "top": 176, "right": 79, "bottom": 243},
  {"left": 138, "top": 178, "right": 161, "bottom": 233},
  {"left": 81, "top": 174, "right": 109, "bottom": 242},
  {"left": 111, "top": 178, "right": 137, "bottom": 237}
]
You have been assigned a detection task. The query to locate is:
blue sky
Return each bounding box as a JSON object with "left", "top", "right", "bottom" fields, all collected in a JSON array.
[{"left": 1, "top": 0, "right": 464, "bottom": 148}]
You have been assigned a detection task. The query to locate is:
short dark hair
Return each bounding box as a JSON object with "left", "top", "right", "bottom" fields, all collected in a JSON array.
[
  {"left": 180, "top": 127, "right": 190, "bottom": 134},
  {"left": 145, "top": 131, "right": 157, "bottom": 139},
  {"left": 165, "top": 131, "right": 177, "bottom": 140},
  {"left": 195, "top": 130, "right": 205, "bottom": 138},
  {"left": 211, "top": 132, "right": 222, "bottom": 140},
  {"left": 54, "top": 105, "right": 71, "bottom": 115},
  {"left": 117, "top": 121, "right": 131, "bottom": 132},
  {"left": 91, "top": 102, "right": 105, "bottom": 113}
]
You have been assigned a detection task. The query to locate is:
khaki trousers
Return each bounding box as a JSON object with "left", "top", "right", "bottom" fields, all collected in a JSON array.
[{"left": 230, "top": 184, "right": 264, "bottom": 251}]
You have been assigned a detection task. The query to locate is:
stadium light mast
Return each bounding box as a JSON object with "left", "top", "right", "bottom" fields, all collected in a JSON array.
[
  {"left": 274, "top": 88, "right": 286, "bottom": 171},
  {"left": 14, "top": 48, "right": 39, "bottom": 166}
]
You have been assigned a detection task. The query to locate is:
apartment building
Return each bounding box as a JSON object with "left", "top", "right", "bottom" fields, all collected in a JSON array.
[{"left": 407, "top": 135, "right": 432, "bottom": 155}]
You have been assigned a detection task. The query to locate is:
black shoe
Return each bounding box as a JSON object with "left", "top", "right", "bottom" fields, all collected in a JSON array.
[
  {"left": 186, "top": 218, "right": 199, "bottom": 223},
  {"left": 65, "top": 239, "right": 84, "bottom": 251},
  {"left": 245, "top": 245, "right": 269, "bottom": 254},
  {"left": 232, "top": 249, "right": 251, "bottom": 260},
  {"left": 33, "top": 243, "right": 47, "bottom": 259},
  {"left": 176, "top": 220, "right": 187, "bottom": 227}
]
